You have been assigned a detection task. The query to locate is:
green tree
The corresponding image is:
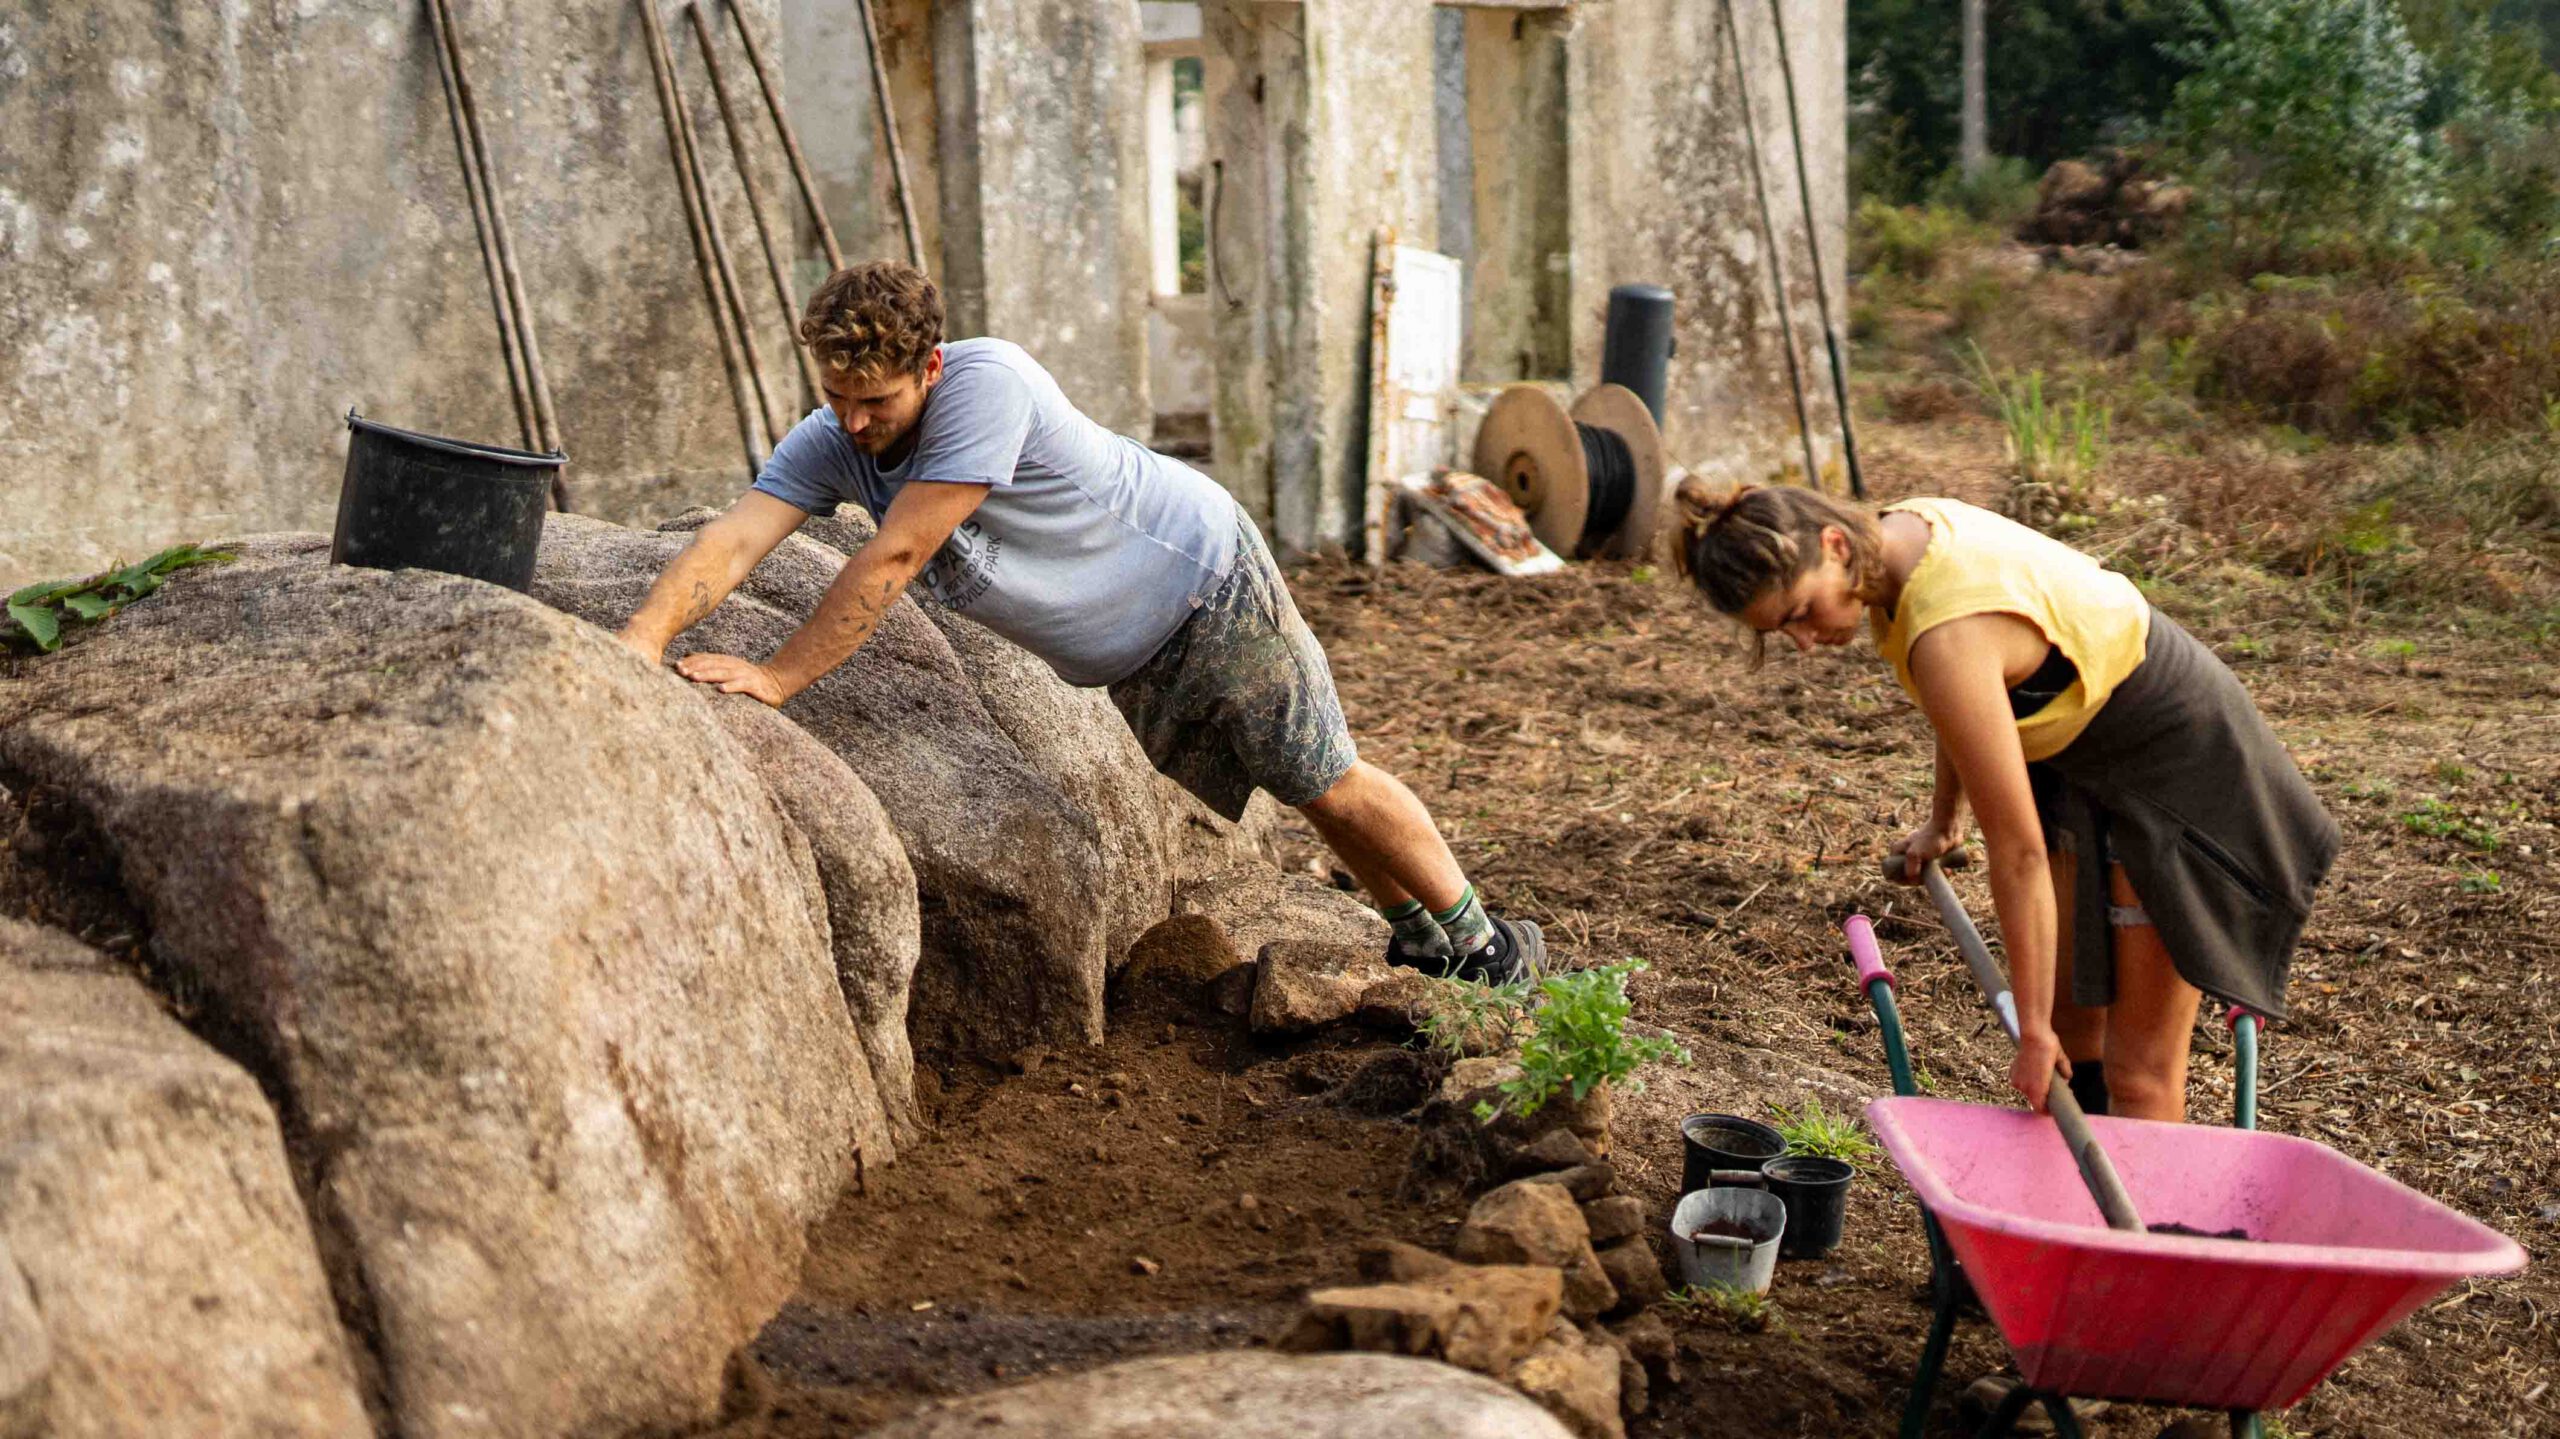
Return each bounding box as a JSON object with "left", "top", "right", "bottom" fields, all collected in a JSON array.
[{"left": 2162, "top": 0, "right": 2438, "bottom": 270}]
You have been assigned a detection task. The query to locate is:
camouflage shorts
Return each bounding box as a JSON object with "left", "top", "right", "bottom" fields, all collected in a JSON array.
[{"left": 1107, "top": 510, "right": 1359, "bottom": 821}]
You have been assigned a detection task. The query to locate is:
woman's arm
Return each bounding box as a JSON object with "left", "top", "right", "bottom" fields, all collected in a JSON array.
[{"left": 1907, "top": 613, "right": 2065, "bottom": 1109}]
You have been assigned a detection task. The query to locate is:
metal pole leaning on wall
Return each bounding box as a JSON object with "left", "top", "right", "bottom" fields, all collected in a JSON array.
[
  {"left": 684, "top": 1, "right": 825, "bottom": 409},
  {"left": 856, "top": 0, "right": 926, "bottom": 270},
  {"left": 647, "top": 0, "right": 787, "bottom": 447},
  {"left": 724, "top": 0, "right": 847, "bottom": 272},
  {"left": 1718, "top": 0, "right": 1824, "bottom": 493},
  {"left": 1764, "top": 0, "right": 1865, "bottom": 499},
  {"left": 430, "top": 0, "right": 572, "bottom": 510},
  {"left": 427, "top": 1, "right": 535, "bottom": 455},
  {"left": 640, "top": 0, "right": 768, "bottom": 475}
]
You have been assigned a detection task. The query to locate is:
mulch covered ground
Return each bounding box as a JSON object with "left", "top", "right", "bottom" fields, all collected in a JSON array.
[{"left": 745, "top": 429, "right": 2556, "bottom": 1437}]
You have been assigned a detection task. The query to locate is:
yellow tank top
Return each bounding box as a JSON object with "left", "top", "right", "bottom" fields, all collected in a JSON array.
[{"left": 1871, "top": 497, "right": 2152, "bottom": 761}]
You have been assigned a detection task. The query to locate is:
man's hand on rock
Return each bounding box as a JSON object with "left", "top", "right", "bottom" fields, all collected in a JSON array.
[{"left": 675, "top": 652, "right": 791, "bottom": 707}]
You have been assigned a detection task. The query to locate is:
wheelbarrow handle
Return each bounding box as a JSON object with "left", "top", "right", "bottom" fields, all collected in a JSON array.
[
  {"left": 1844, "top": 914, "right": 1895, "bottom": 994},
  {"left": 1910, "top": 858, "right": 2147, "bottom": 1234}
]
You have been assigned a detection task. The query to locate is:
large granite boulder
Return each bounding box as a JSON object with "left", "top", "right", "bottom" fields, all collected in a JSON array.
[
  {"left": 0, "top": 920, "right": 370, "bottom": 1437},
  {"left": 533, "top": 511, "right": 1111, "bottom": 1063},
  {"left": 859, "top": 1350, "right": 1574, "bottom": 1438},
  {"left": 0, "top": 555, "right": 873, "bottom": 1439}
]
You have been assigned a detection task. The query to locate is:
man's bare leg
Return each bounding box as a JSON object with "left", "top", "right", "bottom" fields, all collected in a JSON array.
[{"left": 1296, "top": 760, "right": 1467, "bottom": 914}]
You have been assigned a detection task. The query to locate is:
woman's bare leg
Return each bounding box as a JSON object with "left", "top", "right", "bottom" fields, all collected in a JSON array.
[{"left": 2098, "top": 863, "right": 2204, "bottom": 1122}]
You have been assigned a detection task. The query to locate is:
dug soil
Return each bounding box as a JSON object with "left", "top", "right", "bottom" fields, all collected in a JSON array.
[{"left": 728, "top": 432, "right": 2555, "bottom": 1436}]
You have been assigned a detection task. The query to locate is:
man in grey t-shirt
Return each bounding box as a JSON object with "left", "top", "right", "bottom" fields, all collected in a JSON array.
[{"left": 617, "top": 261, "right": 1542, "bottom": 983}]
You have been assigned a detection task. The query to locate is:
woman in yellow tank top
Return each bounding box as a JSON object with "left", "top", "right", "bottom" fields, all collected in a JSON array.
[{"left": 1671, "top": 483, "right": 2337, "bottom": 1125}]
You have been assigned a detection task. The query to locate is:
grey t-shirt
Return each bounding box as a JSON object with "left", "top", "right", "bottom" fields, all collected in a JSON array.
[{"left": 751, "top": 338, "right": 1239, "bottom": 686}]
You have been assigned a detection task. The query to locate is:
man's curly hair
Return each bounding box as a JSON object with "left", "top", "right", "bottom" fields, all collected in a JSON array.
[{"left": 799, "top": 261, "right": 943, "bottom": 381}]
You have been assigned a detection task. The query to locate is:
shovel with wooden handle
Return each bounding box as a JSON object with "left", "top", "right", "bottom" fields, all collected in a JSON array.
[{"left": 1889, "top": 853, "right": 2146, "bottom": 1233}]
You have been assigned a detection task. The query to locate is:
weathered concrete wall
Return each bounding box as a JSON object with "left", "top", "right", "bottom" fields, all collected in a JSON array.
[
  {"left": 934, "top": 0, "right": 1152, "bottom": 437},
  {"left": 1455, "top": 6, "right": 1572, "bottom": 384},
  {"left": 0, "top": 1, "right": 795, "bottom": 587},
  {"left": 782, "top": 0, "right": 942, "bottom": 284},
  {"left": 1206, "top": 0, "right": 1436, "bottom": 557},
  {"left": 1566, "top": 0, "right": 1850, "bottom": 498}
]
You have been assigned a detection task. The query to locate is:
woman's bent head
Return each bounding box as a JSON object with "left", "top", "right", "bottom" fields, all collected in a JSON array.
[{"left": 1671, "top": 480, "right": 1885, "bottom": 657}]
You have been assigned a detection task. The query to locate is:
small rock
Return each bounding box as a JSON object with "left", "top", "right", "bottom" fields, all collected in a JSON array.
[
  {"left": 1102, "top": 1090, "right": 1129, "bottom": 1109},
  {"left": 1508, "top": 1322, "right": 1624, "bottom": 1439},
  {"left": 1580, "top": 1196, "right": 1646, "bottom": 1247},
  {"left": 1593, "top": 1241, "right": 1667, "bottom": 1316},
  {"left": 1355, "top": 1241, "right": 1457, "bottom": 1284},
  {"left": 1006, "top": 1046, "right": 1050, "bottom": 1076},
  {"left": 1250, "top": 940, "right": 1392, "bottom": 1035},
  {"left": 1238, "top": 1192, "right": 1261, "bottom": 1212},
  {"left": 1066, "top": 1082, "right": 1087, "bottom": 1098},
  {"left": 1455, "top": 1180, "right": 1617, "bottom": 1321},
  {"left": 1520, "top": 1163, "right": 1617, "bottom": 1202},
  {"left": 1205, "top": 962, "right": 1260, "bottom": 1018},
  {"left": 1295, "top": 1265, "right": 1563, "bottom": 1376},
  {"left": 1114, "top": 914, "right": 1247, "bottom": 1013},
  {"left": 1350, "top": 968, "right": 1440, "bottom": 1031},
  {"left": 1608, "top": 1312, "right": 1680, "bottom": 1388},
  {"left": 1131, "top": 1256, "right": 1161, "bottom": 1277},
  {"left": 1507, "top": 1128, "right": 1600, "bottom": 1177},
  {"left": 1588, "top": 1322, "right": 1647, "bottom": 1417},
  {"left": 1102, "top": 1071, "right": 1135, "bottom": 1092}
]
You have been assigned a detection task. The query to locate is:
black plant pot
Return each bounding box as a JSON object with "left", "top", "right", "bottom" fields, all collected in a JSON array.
[
  {"left": 1764, "top": 1155, "right": 1855, "bottom": 1260},
  {"left": 1679, "top": 1113, "right": 1786, "bottom": 1195}
]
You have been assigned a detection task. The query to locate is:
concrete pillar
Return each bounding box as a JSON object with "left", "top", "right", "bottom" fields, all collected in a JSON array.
[
  {"left": 934, "top": 0, "right": 1152, "bottom": 438},
  {"left": 1146, "top": 56, "right": 1181, "bottom": 296},
  {"left": 782, "top": 0, "right": 942, "bottom": 284},
  {"left": 1203, "top": 0, "right": 1435, "bottom": 557}
]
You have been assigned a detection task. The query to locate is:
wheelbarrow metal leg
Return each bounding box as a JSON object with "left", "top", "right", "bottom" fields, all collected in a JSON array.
[
  {"left": 1900, "top": 1297, "right": 1959, "bottom": 1439},
  {"left": 1973, "top": 1379, "right": 2040, "bottom": 1439}
]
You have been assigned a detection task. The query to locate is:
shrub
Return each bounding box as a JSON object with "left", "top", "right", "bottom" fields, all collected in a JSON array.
[
  {"left": 1473, "top": 962, "right": 1688, "bottom": 1123},
  {"left": 1852, "top": 198, "right": 1979, "bottom": 281},
  {"left": 1924, "top": 155, "right": 2041, "bottom": 226}
]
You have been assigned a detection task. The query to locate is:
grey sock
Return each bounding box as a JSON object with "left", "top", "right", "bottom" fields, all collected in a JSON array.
[
  {"left": 1431, "top": 885, "right": 1496, "bottom": 955},
  {"left": 1383, "top": 899, "right": 1453, "bottom": 959}
]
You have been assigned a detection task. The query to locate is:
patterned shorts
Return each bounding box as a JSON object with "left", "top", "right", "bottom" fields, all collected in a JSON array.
[{"left": 1107, "top": 510, "right": 1359, "bottom": 820}]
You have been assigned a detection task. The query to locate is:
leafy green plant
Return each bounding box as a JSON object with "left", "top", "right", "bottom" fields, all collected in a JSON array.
[
  {"left": 2401, "top": 797, "right": 2503, "bottom": 850},
  {"left": 5, "top": 545, "right": 232, "bottom": 654},
  {"left": 1473, "top": 961, "right": 1688, "bottom": 1123},
  {"left": 1663, "top": 1283, "right": 1773, "bottom": 1333},
  {"left": 1768, "top": 1095, "right": 1882, "bottom": 1164},
  {"left": 1412, "top": 975, "right": 1533, "bottom": 1061},
  {"left": 1966, "top": 343, "right": 2112, "bottom": 517},
  {"left": 2434, "top": 759, "right": 2470, "bottom": 787},
  {"left": 2458, "top": 868, "right": 2503, "bottom": 894}
]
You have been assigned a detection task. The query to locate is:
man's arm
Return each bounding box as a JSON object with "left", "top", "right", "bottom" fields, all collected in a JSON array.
[
  {"left": 675, "top": 480, "right": 989, "bottom": 706},
  {"left": 616, "top": 491, "right": 811, "bottom": 664}
]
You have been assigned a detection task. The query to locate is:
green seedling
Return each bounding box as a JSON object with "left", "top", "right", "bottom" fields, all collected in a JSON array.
[
  {"left": 1474, "top": 961, "right": 1688, "bottom": 1123},
  {"left": 2434, "top": 760, "right": 2470, "bottom": 787},
  {"left": 1664, "top": 1283, "right": 1774, "bottom": 1333},
  {"left": 1411, "top": 975, "right": 1533, "bottom": 1061},
  {"left": 1769, "top": 1094, "right": 1881, "bottom": 1164},
  {"left": 2401, "top": 797, "right": 2503, "bottom": 851},
  {"left": 5, "top": 544, "right": 233, "bottom": 654},
  {"left": 2458, "top": 868, "right": 2503, "bottom": 895}
]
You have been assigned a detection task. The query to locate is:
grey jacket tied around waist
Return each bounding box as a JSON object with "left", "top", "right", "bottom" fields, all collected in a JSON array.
[{"left": 2035, "top": 608, "right": 2340, "bottom": 1021}]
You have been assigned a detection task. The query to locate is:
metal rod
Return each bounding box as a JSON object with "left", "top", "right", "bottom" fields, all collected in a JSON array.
[
  {"left": 1911, "top": 859, "right": 2146, "bottom": 1232},
  {"left": 2234, "top": 1012, "right": 2260, "bottom": 1132},
  {"left": 650, "top": 0, "right": 784, "bottom": 446},
  {"left": 684, "top": 0, "right": 823, "bottom": 409},
  {"left": 426, "top": 0, "right": 535, "bottom": 453},
  {"left": 724, "top": 0, "right": 845, "bottom": 271},
  {"left": 855, "top": 0, "right": 926, "bottom": 270},
  {"left": 432, "top": 0, "right": 571, "bottom": 511},
  {"left": 1763, "top": 0, "right": 1865, "bottom": 499},
  {"left": 640, "top": 0, "right": 766, "bottom": 475},
  {"left": 1719, "top": 0, "right": 1823, "bottom": 492}
]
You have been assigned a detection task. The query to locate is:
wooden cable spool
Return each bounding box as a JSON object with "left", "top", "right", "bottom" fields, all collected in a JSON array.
[{"left": 1472, "top": 382, "right": 1668, "bottom": 560}]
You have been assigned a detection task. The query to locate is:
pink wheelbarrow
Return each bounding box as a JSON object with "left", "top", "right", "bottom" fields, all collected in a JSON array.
[{"left": 1845, "top": 914, "right": 2527, "bottom": 1437}]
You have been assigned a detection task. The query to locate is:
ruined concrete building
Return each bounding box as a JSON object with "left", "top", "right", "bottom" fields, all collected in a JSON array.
[{"left": 0, "top": 1, "right": 1844, "bottom": 582}]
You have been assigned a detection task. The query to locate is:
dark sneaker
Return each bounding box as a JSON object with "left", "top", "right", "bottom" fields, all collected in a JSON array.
[
  {"left": 1384, "top": 935, "right": 1456, "bottom": 973},
  {"left": 1451, "top": 914, "right": 1545, "bottom": 986}
]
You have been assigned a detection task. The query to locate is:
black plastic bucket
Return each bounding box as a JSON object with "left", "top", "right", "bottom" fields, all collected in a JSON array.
[
  {"left": 331, "top": 411, "right": 564, "bottom": 591},
  {"left": 1679, "top": 1113, "right": 1786, "bottom": 1195},
  {"left": 1763, "top": 1155, "right": 1854, "bottom": 1260}
]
